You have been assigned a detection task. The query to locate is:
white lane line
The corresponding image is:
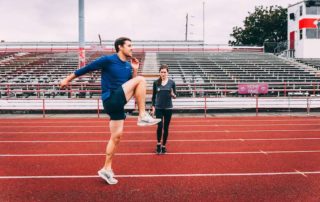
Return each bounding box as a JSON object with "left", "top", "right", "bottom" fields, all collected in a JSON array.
[
  {"left": 2, "top": 150, "right": 320, "bottom": 157},
  {"left": 0, "top": 123, "right": 319, "bottom": 128},
  {"left": 0, "top": 119, "right": 320, "bottom": 124},
  {"left": 260, "top": 150, "right": 268, "bottom": 155},
  {"left": 2, "top": 137, "right": 320, "bottom": 143},
  {"left": 295, "top": 170, "right": 308, "bottom": 178},
  {"left": 117, "top": 171, "right": 320, "bottom": 178},
  {"left": 1, "top": 129, "right": 320, "bottom": 134},
  {"left": 1, "top": 171, "right": 320, "bottom": 179}
]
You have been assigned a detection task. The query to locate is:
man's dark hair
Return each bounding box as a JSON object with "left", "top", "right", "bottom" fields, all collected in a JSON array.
[{"left": 114, "top": 37, "right": 131, "bottom": 52}]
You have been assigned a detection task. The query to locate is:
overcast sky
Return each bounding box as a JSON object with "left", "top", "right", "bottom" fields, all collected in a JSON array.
[{"left": 0, "top": 0, "right": 294, "bottom": 44}]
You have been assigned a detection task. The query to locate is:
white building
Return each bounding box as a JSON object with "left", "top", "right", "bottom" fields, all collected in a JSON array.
[{"left": 288, "top": 0, "right": 320, "bottom": 58}]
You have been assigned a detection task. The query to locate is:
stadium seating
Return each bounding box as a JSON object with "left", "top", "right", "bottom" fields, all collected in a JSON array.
[
  {"left": 296, "top": 58, "right": 320, "bottom": 70},
  {"left": 0, "top": 51, "right": 145, "bottom": 98},
  {"left": 0, "top": 50, "right": 319, "bottom": 98},
  {"left": 155, "top": 52, "right": 320, "bottom": 96}
]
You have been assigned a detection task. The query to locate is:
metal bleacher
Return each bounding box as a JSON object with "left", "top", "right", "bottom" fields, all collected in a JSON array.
[
  {"left": 296, "top": 58, "right": 320, "bottom": 70},
  {"left": 156, "top": 52, "right": 320, "bottom": 97},
  {"left": 0, "top": 42, "right": 319, "bottom": 100},
  {"left": 0, "top": 51, "right": 145, "bottom": 99}
]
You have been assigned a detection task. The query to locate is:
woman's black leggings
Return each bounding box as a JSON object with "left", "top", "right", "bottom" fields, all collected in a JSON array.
[{"left": 155, "top": 109, "right": 172, "bottom": 145}]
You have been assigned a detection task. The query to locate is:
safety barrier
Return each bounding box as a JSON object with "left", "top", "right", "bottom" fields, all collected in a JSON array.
[{"left": 1, "top": 95, "right": 319, "bottom": 118}]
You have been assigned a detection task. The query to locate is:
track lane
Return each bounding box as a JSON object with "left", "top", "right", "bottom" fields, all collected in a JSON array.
[
  {"left": 1, "top": 139, "right": 320, "bottom": 154},
  {"left": 1, "top": 175, "right": 320, "bottom": 202},
  {"left": 1, "top": 153, "right": 320, "bottom": 176}
]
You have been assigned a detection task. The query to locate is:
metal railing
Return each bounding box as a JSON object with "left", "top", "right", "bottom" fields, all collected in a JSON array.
[
  {"left": 1, "top": 82, "right": 320, "bottom": 117},
  {"left": 0, "top": 41, "right": 263, "bottom": 53},
  {"left": 1, "top": 95, "right": 319, "bottom": 118},
  {"left": 2, "top": 82, "right": 319, "bottom": 98}
]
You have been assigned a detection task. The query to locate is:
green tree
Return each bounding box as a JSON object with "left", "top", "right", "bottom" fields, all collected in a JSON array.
[{"left": 229, "top": 6, "right": 287, "bottom": 46}]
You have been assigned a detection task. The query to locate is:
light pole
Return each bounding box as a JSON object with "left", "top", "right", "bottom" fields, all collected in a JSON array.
[
  {"left": 203, "top": 1, "right": 205, "bottom": 44},
  {"left": 185, "top": 14, "right": 196, "bottom": 41},
  {"left": 79, "top": 0, "right": 85, "bottom": 68},
  {"left": 185, "top": 13, "right": 188, "bottom": 41}
]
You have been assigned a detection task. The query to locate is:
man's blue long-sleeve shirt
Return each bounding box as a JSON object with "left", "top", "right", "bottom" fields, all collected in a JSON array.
[{"left": 74, "top": 54, "right": 132, "bottom": 101}]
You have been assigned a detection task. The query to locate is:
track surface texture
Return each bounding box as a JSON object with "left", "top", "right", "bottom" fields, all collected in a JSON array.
[{"left": 1, "top": 116, "right": 320, "bottom": 202}]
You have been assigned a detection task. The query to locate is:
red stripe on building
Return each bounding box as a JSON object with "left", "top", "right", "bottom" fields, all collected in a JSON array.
[{"left": 299, "top": 18, "right": 318, "bottom": 29}]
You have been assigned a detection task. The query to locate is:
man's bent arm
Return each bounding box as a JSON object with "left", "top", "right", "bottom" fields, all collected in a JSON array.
[
  {"left": 60, "top": 73, "right": 77, "bottom": 88},
  {"left": 132, "top": 68, "right": 138, "bottom": 78},
  {"left": 130, "top": 58, "right": 139, "bottom": 78}
]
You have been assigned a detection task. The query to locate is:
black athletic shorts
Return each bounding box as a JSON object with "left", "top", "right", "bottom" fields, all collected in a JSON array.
[{"left": 103, "top": 87, "right": 128, "bottom": 120}]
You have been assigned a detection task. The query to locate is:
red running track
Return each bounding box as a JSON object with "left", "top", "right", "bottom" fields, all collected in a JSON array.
[{"left": 0, "top": 116, "right": 320, "bottom": 201}]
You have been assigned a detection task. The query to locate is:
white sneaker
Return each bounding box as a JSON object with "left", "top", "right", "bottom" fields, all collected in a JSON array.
[
  {"left": 98, "top": 168, "right": 118, "bottom": 185},
  {"left": 137, "top": 113, "right": 161, "bottom": 126}
]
